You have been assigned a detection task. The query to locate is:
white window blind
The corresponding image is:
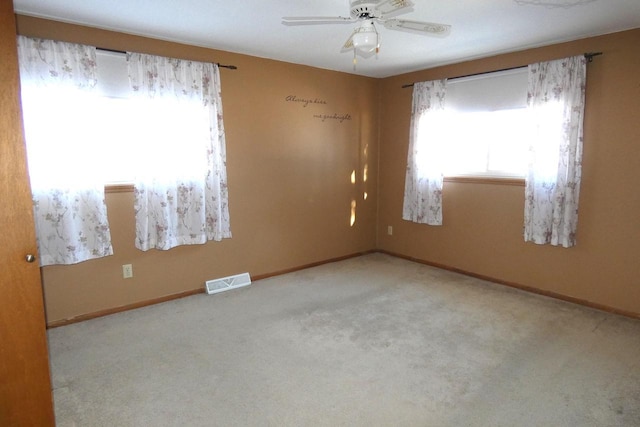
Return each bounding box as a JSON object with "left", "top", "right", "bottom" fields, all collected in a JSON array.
[
  {"left": 445, "top": 67, "right": 528, "bottom": 112},
  {"left": 95, "top": 50, "right": 130, "bottom": 98}
]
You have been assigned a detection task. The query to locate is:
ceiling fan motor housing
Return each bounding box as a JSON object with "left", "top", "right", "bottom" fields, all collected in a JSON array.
[{"left": 350, "top": 1, "right": 381, "bottom": 19}]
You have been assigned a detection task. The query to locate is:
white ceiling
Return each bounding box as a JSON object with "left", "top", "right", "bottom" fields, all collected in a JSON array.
[{"left": 12, "top": 0, "right": 640, "bottom": 78}]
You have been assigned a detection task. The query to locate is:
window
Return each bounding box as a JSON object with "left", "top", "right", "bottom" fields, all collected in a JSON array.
[
  {"left": 95, "top": 51, "right": 214, "bottom": 184},
  {"left": 440, "top": 68, "right": 529, "bottom": 178},
  {"left": 19, "top": 36, "right": 231, "bottom": 258},
  {"left": 21, "top": 50, "right": 136, "bottom": 184},
  {"left": 404, "top": 54, "right": 587, "bottom": 241},
  {"left": 23, "top": 50, "right": 214, "bottom": 185}
]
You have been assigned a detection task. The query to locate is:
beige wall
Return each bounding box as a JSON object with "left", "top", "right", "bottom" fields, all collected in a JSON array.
[
  {"left": 16, "top": 16, "right": 379, "bottom": 324},
  {"left": 377, "top": 29, "right": 640, "bottom": 316},
  {"left": 16, "top": 15, "right": 640, "bottom": 323}
]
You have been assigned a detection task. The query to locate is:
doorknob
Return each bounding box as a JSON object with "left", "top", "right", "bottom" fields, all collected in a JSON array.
[{"left": 25, "top": 254, "right": 36, "bottom": 263}]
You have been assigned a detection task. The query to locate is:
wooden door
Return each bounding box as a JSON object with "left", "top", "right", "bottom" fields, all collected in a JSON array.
[{"left": 0, "top": 1, "right": 56, "bottom": 425}]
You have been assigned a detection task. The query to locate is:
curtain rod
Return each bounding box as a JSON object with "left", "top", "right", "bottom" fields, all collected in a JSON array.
[
  {"left": 401, "top": 51, "right": 602, "bottom": 89},
  {"left": 96, "top": 47, "right": 238, "bottom": 70}
]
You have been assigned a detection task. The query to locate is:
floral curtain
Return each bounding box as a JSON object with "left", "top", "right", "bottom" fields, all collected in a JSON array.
[
  {"left": 17, "top": 36, "right": 113, "bottom": 266},
  {"left": 127, "top": 53, "right": 231, "bottom": 251},
  {"left": 524, "top": 55, "right": 587, "bottom": 247},
  {"left": 402, "top": 79, "right": 447, "bottom": 225}
]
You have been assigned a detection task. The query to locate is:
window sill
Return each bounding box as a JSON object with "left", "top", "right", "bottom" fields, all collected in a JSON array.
[
  {"left": 106, "top": 183, "right": 134, "bottom": 193},
  {"left": 444, "top": 176, "right": 525, "bottom": 186}
]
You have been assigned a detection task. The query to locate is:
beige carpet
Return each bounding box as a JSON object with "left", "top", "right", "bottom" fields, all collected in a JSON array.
[{"left": 48, "top": 253, "right": 640, "bottom": 426}]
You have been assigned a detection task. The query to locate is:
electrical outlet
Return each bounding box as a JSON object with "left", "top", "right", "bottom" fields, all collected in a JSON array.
[
  {"left": 387, "top": 226, "right": 393, "bottom": 235},
  {"left": 122, "top": 264, "right": 133, "bottom": 279}
]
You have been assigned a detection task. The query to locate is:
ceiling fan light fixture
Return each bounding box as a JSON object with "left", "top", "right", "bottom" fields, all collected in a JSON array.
[
  {"left": 352, "top": 20, "right": 379, "bottom": 53},
  {"left": 352, "top": 32, "right": 378, "bottom": 52}
]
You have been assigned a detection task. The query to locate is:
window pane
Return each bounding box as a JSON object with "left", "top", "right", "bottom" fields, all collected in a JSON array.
[
  {"left": 486, "top": 109, "right": 528, "bottom": 175},
  {"left": 21, "top": 87, "right": 108, "bottom": 189},
  {"left": 442, "top": 108, "right": 528, "bottom": 177},
  {"left": 91, "top": 96, "right": 211, "bottom": 184},
  {"left": 442, "top": 111, "right": 488, "bottom": 175},
  {"left": 91, "top": 97, "right": 139, "bottom": 183}
]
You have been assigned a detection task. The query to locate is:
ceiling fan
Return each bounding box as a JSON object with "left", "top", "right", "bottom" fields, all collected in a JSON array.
[{"left": 282, "top": 0, "right": 451, "bottom": 62}]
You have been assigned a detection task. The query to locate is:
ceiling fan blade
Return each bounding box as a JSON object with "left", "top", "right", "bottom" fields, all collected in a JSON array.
[
  {"left": 382, "top": 18, "right": 451, "bottom": 36},
  {"left": 375, "top": 0, "right": 414, "bottom": 16},
  {"left": 282, "top": 16, "right": 355, "bottom": 25},
  {"left": 341, "top": 30, "right": 356, "bottom": 52}
]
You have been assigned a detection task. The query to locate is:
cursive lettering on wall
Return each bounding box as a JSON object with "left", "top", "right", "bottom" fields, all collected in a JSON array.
[
  {"left": 285, "top": 94, "right": 351, "bottom": 124},
  {"left": 313, "top": 113, "right": 352, "bottom": 123},
  {"left": 285, "top": 95, "right": 328, "bottom": 108}
]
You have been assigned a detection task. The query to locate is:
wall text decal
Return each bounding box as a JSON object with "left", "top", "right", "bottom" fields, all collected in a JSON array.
[
  {"left": 285, "top": 95, "right": 328, "bottom": 108},
  {"left": 313, "top": 113, "right": 352, "bottom": 123},
  {"left": 285, "top": 94, "right": 351, "bottom": 124}
]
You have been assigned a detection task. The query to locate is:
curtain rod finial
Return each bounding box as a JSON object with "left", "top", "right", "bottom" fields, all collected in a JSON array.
[{"left": 584, "top": 52, "right": 603, "bottom": 62}]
